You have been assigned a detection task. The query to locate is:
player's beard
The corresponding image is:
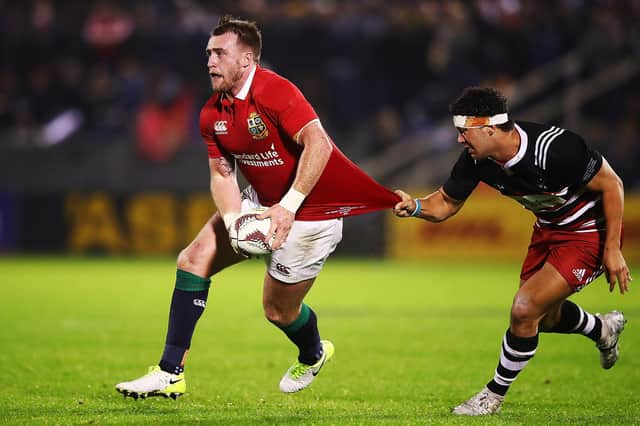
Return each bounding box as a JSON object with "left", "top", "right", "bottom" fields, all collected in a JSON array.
[{"left": 211, "top": 65, "right": 244, "bottom": 94}]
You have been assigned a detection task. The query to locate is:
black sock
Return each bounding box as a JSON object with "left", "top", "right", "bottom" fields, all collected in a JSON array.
[
  {"left": 548, "top": 300, "right": 602, "bottom": 342},
  {"left": 272, "top": 304, "right": 323, "bottom": 365},
  {"left": 159, "top": 269, "right": 211, "bottom": 374},
  {"left": 486, "top": 329, "right": 538, "bottom": 397}
]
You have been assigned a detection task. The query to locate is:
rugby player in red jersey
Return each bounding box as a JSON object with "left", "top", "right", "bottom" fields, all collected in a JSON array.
[
  {"left": 394, "top": 87, "right": 632, "bottom": 416},
  {"left": 115, "top": 15, "right": 399, "bottom": 399}
]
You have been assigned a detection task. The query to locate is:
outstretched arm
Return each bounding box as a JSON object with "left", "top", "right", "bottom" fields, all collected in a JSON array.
[
  {"left": 393, "top": 187, "right": 464, "bottom": 222},
  {"left": 585, "top": 158, "right": 632, "bottom": 293}
]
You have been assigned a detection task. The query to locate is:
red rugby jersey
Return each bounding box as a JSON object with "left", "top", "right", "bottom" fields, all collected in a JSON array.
[{"left": 200, "top": 66, "right": 399, "bottom": 220}]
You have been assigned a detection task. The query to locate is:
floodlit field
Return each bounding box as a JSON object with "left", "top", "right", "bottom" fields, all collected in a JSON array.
[{"left": 1, "top": 257, "right": 638, "bottom": 425}]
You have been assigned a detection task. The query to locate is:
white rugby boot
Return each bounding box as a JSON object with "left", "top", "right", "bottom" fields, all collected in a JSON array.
[
  {"left": 279, "top": 340, "right": 334, "bottom": 393},
  {"left": 115, "top": 365, "right": 186, "bottom": 400},
  {"left": 452, "top": 387, "right": 504, "bottom": 416},
  {"left": 596, "top": 310, "right": 626, "bottom": 369}
]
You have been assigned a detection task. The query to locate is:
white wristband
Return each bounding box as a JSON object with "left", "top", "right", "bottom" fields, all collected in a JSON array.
[
  {"left": 223, "top": 212, "right": 240, "bottom": 230},
  {"left": 279, "top": 188, "right": 306, "bottom": 214}
]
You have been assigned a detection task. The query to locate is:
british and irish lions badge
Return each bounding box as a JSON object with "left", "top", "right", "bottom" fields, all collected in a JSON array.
[{"left": 247, "top": 112, "right": 268, "bottom": 140}]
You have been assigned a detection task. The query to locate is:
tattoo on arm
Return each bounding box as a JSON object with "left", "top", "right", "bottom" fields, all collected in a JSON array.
[{"left": 211, "top": 157, "right": 235, "bottom": 177}]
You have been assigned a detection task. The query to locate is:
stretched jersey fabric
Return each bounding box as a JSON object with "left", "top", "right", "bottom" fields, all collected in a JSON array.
[
  {"left": 200, "top": 66, "right": 399, "bottom": 220},
  {"left": 443, "top": 121, "right": 604, "bottom": 232}
]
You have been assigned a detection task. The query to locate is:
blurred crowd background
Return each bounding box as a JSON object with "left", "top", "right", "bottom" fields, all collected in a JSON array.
[{"left": 1, "top": 0, "right": 639, "bottom": 192}]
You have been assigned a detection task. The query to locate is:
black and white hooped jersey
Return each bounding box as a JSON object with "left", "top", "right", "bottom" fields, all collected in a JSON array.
[{"left": 443, "top": 121, "right": 604, "bottom": 231}]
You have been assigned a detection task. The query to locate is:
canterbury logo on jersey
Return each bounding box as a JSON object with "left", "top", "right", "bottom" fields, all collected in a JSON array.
[
  {"left": 193, "top": 299, "right": 206, "bottom": 308},
  {"left": 214, "top": 121, "right": 228, "bottom": 134},
  {"left": 534, "top": 126, "right": 564, "bottom": 170}
]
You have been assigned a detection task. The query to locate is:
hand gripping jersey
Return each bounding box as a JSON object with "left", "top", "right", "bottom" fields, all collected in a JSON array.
[
  {"left": 200, "top": 66, "right": 399, "bottom": 220},
  {"left": 443, "top": 121, "right": 604, "bottom": 232}
]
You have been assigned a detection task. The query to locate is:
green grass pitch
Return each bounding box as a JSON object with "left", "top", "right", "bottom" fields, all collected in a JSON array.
[{"left": 0, "top": 257, "right": 638, "bottom": 425}]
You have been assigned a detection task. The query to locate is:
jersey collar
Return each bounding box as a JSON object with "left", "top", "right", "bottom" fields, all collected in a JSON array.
[
  {"left": 235, "top": 65, "right": 257, "bottom": 100},
  {"left": 502, "top": 123, "right": 528, "bottom": 169}
]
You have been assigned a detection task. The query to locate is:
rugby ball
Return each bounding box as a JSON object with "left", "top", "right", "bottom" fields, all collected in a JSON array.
[{"left": 228, "top": 209, "right": 273, "bottom": 256}]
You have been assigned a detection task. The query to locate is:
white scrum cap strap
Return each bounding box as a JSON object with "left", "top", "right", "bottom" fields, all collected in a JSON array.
[{"left": 453, "top": 113, "right": 509, "bottom": 128}]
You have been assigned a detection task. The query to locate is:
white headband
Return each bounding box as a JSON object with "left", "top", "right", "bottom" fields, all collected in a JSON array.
[{"left": 452, "top": 113, "right": 509, "bottom": 128}]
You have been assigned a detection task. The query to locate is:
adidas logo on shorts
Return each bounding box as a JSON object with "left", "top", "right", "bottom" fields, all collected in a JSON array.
[{"left": 572, "top": 268, "right": 586, "bottom": 282}]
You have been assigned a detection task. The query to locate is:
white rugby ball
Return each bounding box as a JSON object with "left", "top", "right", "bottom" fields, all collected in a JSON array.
[{"left": 228, "top": 209, "right": 273, "bottom": 256}]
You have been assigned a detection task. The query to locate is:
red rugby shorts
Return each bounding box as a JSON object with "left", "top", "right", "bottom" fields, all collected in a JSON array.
[{"left": 520, "top": 226, "right": 617, "bottom": 291}]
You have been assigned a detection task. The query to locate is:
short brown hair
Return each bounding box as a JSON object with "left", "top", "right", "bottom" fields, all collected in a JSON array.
[{"left": 211, "top": 15, "right": 262, "bottom": 63}]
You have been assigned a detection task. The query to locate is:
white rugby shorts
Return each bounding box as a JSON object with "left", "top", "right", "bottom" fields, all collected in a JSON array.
[{"left": 241, "top": 186, "right": 343, "bottom": 284}]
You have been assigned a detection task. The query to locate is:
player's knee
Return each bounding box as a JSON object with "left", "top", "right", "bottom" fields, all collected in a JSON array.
[
  {"left": 263, "top": 303, "right": 283, "bottom": 324},
  {"left": 510, "top": 295, "right": 539, "bottom": 326},
  {"left": 177, "top": 241, "right": 216, "bottom": 272},
  {"left": 176, "top": 247, "right": 196, "bottom": 271},
  {"left": 263, "top": 302, "right": 296, "bottom": 326}
]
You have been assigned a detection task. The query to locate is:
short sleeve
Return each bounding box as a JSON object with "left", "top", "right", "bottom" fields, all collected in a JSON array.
[
  {"left": 199, "top": 103, "right": 224, "bottom": 158},
  {"left": 259, "top": 78, "right": 318, "bottom": 139},
  {"left": 545, "top": 131, "right": 603, "bottom": 187},
  {"left": 442, "top": 151, "right": 480, "bottom": 201}
]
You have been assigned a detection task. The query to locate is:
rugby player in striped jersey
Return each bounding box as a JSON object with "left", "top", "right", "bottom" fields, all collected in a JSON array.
[{"left": 394, "top": 87, "right": 632, "bottom": 416}]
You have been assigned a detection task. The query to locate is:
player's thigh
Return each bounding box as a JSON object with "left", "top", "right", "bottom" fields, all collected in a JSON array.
[
  {"left": 546, "top": 242, "right": 604, "bottom": 291},
  {"left": 262, "top": 273, "right": 315, "bottom": 320},
  {"left": 521, "top": 227, "right": 604, "bottom": 292},
  {"left": 266, "top": 218, "right": 343, "bottom": 284},
  {"left": 178, "top": 212, "right": 245, "bottom": 277},
  {"left": 520, "top": 229, "right": 548, "bottom": 286},
  {"left": 513, "top": 262, "right": 574, "bottom": 320},
  {"left": 261, "top": 218, "right": 342, "bottom": 320}
]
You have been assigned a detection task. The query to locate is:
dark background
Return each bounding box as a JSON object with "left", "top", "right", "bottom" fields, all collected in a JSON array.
[{"left": 1, "top": 0, "right": 638, "bottom": 255}]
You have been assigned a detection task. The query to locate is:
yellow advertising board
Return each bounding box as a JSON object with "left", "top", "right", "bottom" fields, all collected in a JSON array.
[
  {"left": 387, "top": 185, "right": 640, "bottom": 264},
  {"left": 65, "top": 192, "right": 214, "bottom": 255},
  {"left": 59, "top": 189, "right": 640, "bottom": 262}
]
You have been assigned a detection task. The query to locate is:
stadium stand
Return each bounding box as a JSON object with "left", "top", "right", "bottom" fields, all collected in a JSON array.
[{"left": 1, "top": 1, "right": 638, "bottom": 192}]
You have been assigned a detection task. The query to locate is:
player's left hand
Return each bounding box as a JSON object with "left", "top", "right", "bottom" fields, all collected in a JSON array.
[
  {"left": 257, "top": 204, "right": 295, "bottom": 250},
  {"left": 603, "top": 246, "right": 632, "bottom": 294}
]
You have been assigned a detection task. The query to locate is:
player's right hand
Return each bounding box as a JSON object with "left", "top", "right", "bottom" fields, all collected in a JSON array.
[
  {"left": 257, "top": 204, "right": 294, "bottom": 251},
  {"left": 603, "top": 245, "right": 632, "bottom": 294},
  {"left": 393, "top": 189, "right": 417, "bottom": 217}
]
